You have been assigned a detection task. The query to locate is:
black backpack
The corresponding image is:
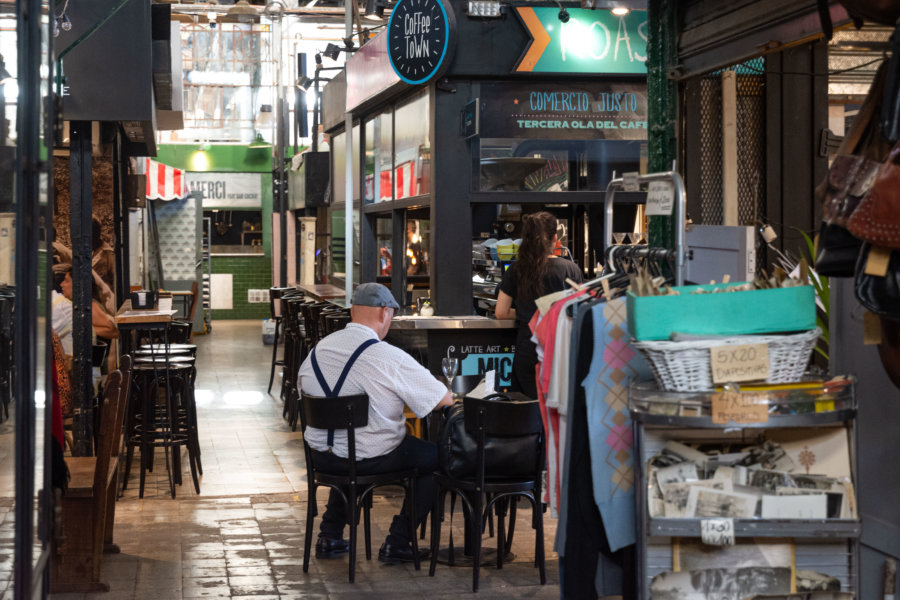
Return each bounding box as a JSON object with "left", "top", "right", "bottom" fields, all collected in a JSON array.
[{"left": 437, "top": 393, "right": 544, "bottom": 480}]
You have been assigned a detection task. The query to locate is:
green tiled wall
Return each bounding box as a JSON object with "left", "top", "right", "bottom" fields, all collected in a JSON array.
[{"left": 211, "top": 256, "right": 271, "bottom": 320}]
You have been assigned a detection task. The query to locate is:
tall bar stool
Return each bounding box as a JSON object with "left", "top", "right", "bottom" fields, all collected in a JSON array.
[
  {"left": 282, "top": 297, "right": 308, "bottom": 426},
  {"left": 267, "top": 287, "right": 293, "bottom": 393},
  {"left": 123, "top": 358, "right": 200, "bottom": 497}
]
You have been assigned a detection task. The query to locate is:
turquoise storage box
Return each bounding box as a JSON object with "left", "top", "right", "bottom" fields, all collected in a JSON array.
[{"left": 626, "top": 282, "right": 817, "bottom": 341}]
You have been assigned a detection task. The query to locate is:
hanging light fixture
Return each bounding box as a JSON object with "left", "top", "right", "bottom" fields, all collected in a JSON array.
[
  {"left": 248, "top": 133, "right": 272, "bottom": 149},
  {"left": 364, "top": 0, "right": 385, "bottom": 21},
  {"left": 227, "top": 0, "right": 260, "bottom": 22}
]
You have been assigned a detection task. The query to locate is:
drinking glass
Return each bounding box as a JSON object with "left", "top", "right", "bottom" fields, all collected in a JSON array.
[
  {"left": 612, "top": 232, "right": 626, "bottom": 245},
  {"left": 442, "top": 357, "right": 459, "bottom": 395}
]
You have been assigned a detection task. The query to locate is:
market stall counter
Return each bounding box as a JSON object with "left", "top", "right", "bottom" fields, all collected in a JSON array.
[{"left": 387, "top": 315, "right": 517, "bottom": 390}]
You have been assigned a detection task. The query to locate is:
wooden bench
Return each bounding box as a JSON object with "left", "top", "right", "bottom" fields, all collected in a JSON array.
[{"left": 50, "top": 356, "right": 132, "bottom": 593}]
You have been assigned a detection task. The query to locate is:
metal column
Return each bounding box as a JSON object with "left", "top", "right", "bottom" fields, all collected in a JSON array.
[
  {"left": 69, "top": 120, "right": 94, "bottom": 457},
  {"left": 646, "top": 0, "right": 678, "bottom": 251}
]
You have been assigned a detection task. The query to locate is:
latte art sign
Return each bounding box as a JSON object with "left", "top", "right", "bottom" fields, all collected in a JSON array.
[{"left": 387, "top": 0, "right": 456, "bottom": 85}]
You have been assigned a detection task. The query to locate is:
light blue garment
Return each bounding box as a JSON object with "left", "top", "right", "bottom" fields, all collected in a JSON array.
[{"left": 581, "top": 298, "right": 652, "bottom": 552}]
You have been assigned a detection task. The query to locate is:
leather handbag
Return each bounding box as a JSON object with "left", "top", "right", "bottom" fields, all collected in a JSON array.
[
  {"left": 814, "top": 62, "right": 891, "bottom": 275},
  {"left": 847, "top": 143, "right": 900, "bottom": 248},
  {"left": 815, "top": 222, "right": 864, "bottom": 277},
  {"left": 818, "top": 61, "right": 890, "bottom": 226},
  {"left": 854, "top": 242, "right": 900, "bottom": 321},
  {"left": 437, "top": 394, "right": 543, "bottom": 480}
]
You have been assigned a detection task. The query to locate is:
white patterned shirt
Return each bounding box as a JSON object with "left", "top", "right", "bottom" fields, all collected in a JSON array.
[{"left": 298, "top": 322, "right": 446, "bottom": 459}]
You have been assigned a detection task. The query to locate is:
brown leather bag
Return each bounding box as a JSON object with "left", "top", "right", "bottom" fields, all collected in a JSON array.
[
  {"left": 847, "top": 142, "right": 900, "bottom": 248},
  {"left": 818, "top": 61, "right": 891, "bottom": 227}
]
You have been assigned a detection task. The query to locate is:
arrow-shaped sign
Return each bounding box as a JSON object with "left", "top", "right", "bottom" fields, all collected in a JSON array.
[{"left": 513, "top": 7, "right": 648, "bottom": 75}]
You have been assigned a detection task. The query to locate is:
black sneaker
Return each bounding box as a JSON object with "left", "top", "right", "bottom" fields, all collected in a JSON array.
[
  {"left": 315, "top": 536, "right": 349, "bottom": 558},
  {"left": 377, "top": 541, "right": 429, "bottom": 565}
]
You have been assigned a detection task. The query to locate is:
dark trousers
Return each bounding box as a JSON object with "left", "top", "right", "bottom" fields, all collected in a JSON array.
[{"left": 312, "top": 434, "right": 438, "bottom": 546}]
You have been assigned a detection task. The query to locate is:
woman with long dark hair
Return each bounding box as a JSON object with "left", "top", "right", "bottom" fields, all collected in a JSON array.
[{"left": 495, "top": 211, "right": 582, "bottom": 398}]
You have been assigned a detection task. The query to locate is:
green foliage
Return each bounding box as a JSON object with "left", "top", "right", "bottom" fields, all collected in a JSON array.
[{"left": 797, "top": 229, "right": 829, "bottom": 360}]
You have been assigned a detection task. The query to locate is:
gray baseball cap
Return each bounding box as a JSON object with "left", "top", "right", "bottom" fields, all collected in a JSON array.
[{"left": 351, "top": 283, "right": 400, "bottom": 310}]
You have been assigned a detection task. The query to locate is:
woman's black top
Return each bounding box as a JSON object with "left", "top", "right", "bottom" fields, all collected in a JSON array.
[{"left": 499, "top": 257, "right": 584, "bottom": 364}]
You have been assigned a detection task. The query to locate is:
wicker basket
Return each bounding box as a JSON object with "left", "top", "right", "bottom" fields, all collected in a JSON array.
[{"left": 632, "top": 328, "right": 821, "bottom": 392}]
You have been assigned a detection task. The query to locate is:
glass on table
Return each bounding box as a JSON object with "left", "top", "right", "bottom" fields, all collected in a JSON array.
[{"left": 442, "top": 357, "right": 458, "bottom": 396}]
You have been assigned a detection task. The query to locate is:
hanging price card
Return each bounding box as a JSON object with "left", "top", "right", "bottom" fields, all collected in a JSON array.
[
  {"left": 710, "top": 343, "right": 770, "bottom": 384},
  {"left": 645, "top": 181, "right": 674, "bottom": 216},
  {"left": 623, "top": 172, "right": 640, "bottom": 192},
  {"left": 712, "top": 390, "right": 769, "bottom": 424},
  {"left": 700, "top": 518, "right": 735, "bottom": 546}
]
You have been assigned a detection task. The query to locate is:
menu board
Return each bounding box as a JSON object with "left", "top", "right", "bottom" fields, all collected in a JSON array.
[{"left": 478, "top": 81, "right": 647, "bottom": 141}]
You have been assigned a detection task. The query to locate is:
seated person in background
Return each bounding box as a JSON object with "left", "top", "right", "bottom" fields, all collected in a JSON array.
[
  {"left": 297, "top": 283, "right": 452, "bottom": 564},
  {"left": 52, "top": 263, "right": 118, "bottom": 346}
]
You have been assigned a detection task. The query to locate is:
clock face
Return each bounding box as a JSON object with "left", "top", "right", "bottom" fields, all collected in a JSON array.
[{"left": 387, "top": 0, "right": 452, "bottom": 85}]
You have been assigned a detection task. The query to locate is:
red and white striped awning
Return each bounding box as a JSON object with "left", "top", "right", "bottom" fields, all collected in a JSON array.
[{"left": 145, "top": 158, "right": 188, "bottom": 201}]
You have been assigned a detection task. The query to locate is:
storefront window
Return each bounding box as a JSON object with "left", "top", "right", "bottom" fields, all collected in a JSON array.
[
  {"left": 364, "top": 110, "right": 393, "bottom": 204},
  {"left": 375, "top": 216, "right": 392, "bottom": 278},
  {"left": 330, "top": 209, "right": 346, "bottom": 277},
  {"left": 331, "top": 125, "right": 361, "bottom": 206},
  {"left": 405, "top": 212, "right": 430, "bottom": 278},
  {"left": 475, "top": 82, "right": 647, "bottom": 192},
  {"left": 394, "top": 92, "right": 431, "bottom": 200}
]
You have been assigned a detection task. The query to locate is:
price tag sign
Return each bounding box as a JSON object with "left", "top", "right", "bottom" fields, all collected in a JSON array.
[
  {"left": 645, "top": 181, "right": 674, "bottom": 216},
  {"left": 700, "top": 518, "right": 735, "bottom": 546},
  {"left": 710, "top": 343, "right": 770, "bottom": 384},
  {"left": 623, "top": 171, "right": 640, "bottom": 192},
  {"left": 712, "top": 390, "right": 769, "bottom": 424}
]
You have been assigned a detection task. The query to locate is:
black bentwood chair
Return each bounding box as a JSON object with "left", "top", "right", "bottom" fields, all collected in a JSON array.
[
  {"left": 300, "top": 392, "right": 421, "bottom": 583},
  {"left": 429, "top": 396, "right": 546, "bottom": 592}
]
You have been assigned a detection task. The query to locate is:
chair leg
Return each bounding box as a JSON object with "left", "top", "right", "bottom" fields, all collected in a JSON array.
[
  {"left": 487, "top": 493, "right": 494, "bottom": 538},
  {"left": 472, "top": 491, "right": 483, "bottom": 593},
  {"left": 303, "top": 485, "right": 316, "bottom": 573},
  {"left": 267, "top": 321, "right": 280, "bottom": 393},
  {"left": 428, "top": 488, "right": 445, "bottom": 577},
  {"left": 496, "top": 498, "right": 505, "bottom": 570},
  {"left": 532, "top": 493, "right": 546, "bottom": 584},
  {"left": 363, "top": 495, "right": 372, "bottom": 561},
  {"left": 408, "top": 477, "right": 420, "bottom": 571},
  {"left": 348, "top": 486, "right": 358, "bottom": 584},
  {"left": 506, "top": 498, "right": 517, "bottom": 555}
]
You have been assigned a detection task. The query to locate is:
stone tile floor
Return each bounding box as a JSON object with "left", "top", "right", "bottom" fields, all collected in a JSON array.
[{"left": 47, "top": 320, "right": 560, "bottom": 599}]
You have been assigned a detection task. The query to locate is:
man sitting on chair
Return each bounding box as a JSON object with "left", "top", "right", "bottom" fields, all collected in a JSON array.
[{"left": 297, "top": 283, "right": 452, "bottom": 564}]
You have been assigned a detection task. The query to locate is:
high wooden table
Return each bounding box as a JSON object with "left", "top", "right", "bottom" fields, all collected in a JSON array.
[
  {"left": 296, "top": 283, "right": 346, "bottom": 301},
  {"left": 114, "top": 300, "right": 177, "bottom": 356}
]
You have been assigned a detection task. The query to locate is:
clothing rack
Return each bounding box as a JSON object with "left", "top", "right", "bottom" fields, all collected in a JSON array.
[{"left": 602, "top": 171, "right": 687, "bottom": 287}]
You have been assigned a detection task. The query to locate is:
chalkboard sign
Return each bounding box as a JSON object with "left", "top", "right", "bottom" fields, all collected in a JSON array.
[{"left": 387, "top": 0, "right": 456, "bottom": 85}]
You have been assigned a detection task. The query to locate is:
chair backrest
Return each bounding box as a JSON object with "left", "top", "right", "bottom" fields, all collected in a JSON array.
[
  {"left": 93, "top": 370, "right": 122, "bottom": 494},
  {"left": 186, "top": 280, "right": 200, "bottom": 323},
  {"left": 269, "top": 286, "right": 286, "bottom": 318},
  {"left": 463, "top": 396, "right": 544, "bottom": 487},
  {"left": 300, "top": 392, "right": 369, "bottom": 472},
  {"left": 301, "top": 392, "right": 369, "bottom": 430},
  {"left": 463, "top": 396, "right": 543, "bottom": 438}
]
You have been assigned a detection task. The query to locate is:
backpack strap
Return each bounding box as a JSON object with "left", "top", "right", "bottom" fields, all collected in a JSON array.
[{"left": 309, "top": 337, "right": 380, "bottom": 451}]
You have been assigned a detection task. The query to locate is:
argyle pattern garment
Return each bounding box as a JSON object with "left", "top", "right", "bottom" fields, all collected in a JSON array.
[{"left": 581, "top": 297, "right": 652, "bottom": 552}]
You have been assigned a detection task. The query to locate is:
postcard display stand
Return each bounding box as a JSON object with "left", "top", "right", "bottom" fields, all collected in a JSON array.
[{"left": 630, "top": 382, "right": 859, "bottom": 599}]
